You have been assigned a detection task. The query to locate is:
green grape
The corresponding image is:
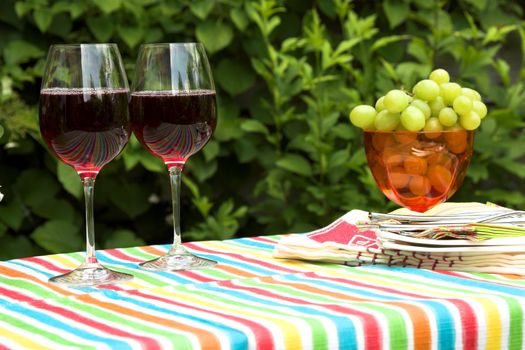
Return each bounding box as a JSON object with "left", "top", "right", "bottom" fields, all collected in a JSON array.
[
  {"left": 424, "top": 117, "right": 443, "bottom": 139},
  {"left": 429, "top": 69, "right": 450, "bottom": 84},
  {"left": 375, "top": 110, "right": 400, "bottom": 131},
  {"left": 429, "top": 96, "right": 445, "bottom": 118},
  {"left": 384, "top": 89, "right": 409, "bottom": 113},
  {"left": 412, "top": 79, "right": 440, "bottom": 101},
  {"left": 460, "top": 111, "right": 481, "bottom": 130},
  {"left": 424, "top": 117, "right": 444, "bottom": 132},
  {"left": 472, "top": 100, "right": 487, "bottom": 119},
  {"left": 453, "top": 95, "right": 473, "bottom": 116},
  {"left": 461, "top": 87, "right": 481, "bottom": 101},
  {"left": 400, "top": 106, "right": 425, "bottom": 131},
  {"left": 411, "top": 99, "right": 431, "bottom": 119},
  {"left": 438, "top": 107, "right": 458, "bottom": 127},
  {"left": 440, "top": 82, "right": 461, "bottom": 105},
  {"left": 375, "top": 96, "right": 385, "bottom": 112},
  {"left": 349, "top": 105, "right": 377, "bottom": 129}
]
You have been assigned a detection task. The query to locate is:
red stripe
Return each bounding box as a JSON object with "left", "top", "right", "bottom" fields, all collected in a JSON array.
[
  {"left": 218, "top": 279, "right": 382, "bottom": 349},
  {"left": 0, "top": 286, "right": 35, "bottom": 303},
  {"left": 250, "top": 236, "right": 279, "bottom": 243},
  {"left": 21, "top": 257, "right": 70, "bottom": 273},
  {"left": 185, "top": 244, "right": 299, "bottom": 273},
  {"left": 177, "top": 270, "right": 216, "bottom": 283},
  {"left": 0, "top": 343, "right": 10, "bottom": 350},
  {"left": 33, "top": 300, "right": 161, "bottom": 348},
  {"left": 126, "top": 289, "right": 275, "bottom": 350},
  {"left": 445, "top": 298, "right": 478, "bottom": 350},
  {"left": 104, "top": 249, "right": 143, "bottom": 263}
]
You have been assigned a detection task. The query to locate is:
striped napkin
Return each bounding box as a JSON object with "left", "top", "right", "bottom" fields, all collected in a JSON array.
[{"left": 273, "top": 203, "right": 525, "bottom": 275}]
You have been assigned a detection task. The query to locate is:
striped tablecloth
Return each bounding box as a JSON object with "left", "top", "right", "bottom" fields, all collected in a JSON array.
[{"left": 1, "top": 235, "right": 525, "bottom": 350}]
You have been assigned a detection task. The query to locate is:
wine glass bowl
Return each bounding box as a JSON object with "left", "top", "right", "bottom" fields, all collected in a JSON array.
[
  {"left": 39, "top": 44, "right": 132, "bottom": 286},
  {"left": 364, "top": 129, "right": 474, "bottom": 212},
  {"left": 130, "top": 43, "right": 217, "bottom": 271}
]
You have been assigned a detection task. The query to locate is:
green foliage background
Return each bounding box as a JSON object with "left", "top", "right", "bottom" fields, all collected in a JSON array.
[{"left": 0, "top": 0, "right": 524, "bottom": 259}]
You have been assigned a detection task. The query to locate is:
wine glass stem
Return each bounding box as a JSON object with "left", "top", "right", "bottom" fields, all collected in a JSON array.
[
  {"left": 168, "top": 165, "right": 185, "bottom": 255},
  {"left": 83, "top": 177, "right": 99, "bottom": 265}
]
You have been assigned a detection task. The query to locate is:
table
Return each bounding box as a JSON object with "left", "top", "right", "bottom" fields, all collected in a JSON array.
[{"left": 1, "top": 235, "right": 525, "bottom": 349}]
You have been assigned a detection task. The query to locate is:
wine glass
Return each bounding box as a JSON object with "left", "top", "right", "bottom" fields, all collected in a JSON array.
[
  {"left": 130, "top": 43, "right": 217, "bottom": 271},
  {"left": 364, "top": 129, "right": 474, "bottom": 212},
  {"left": 39, "top": 44, "right": 132, "bottom": 286}
]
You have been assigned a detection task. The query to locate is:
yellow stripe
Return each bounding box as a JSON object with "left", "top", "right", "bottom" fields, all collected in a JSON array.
[
  {"left": 471, "top": 296, "right": 502, "bottom": 349},
  {"left": 154, "top": 286, "right": 304, "bottom": 350},
  {"left": 0, "top": 324, "right": 56, "bottom": 350},
  {"left": 48, "top": 254, "right": 82, "bottom": 268},
  {"left": 202, "top": 240, "right": 343, "bottom": 275}
]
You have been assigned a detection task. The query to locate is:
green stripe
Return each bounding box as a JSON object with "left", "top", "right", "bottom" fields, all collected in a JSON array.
[
  {"left": 241, "top": 277, "right": 344, "bottom": 304},
  {"left": 0, "top": 312, "right": 94, "bottom": 349},
  {"left": 56, "top": 296, "right": 192, "bottom": 348},
  {"left": 125, "top": 247, "right": 159, "bottom": 260},
  {"left": 241, "top": 278, "right": 331, "bottom": 349},
  {"left": 501, "top": 296, "right": 523, "bottom": 349},
  {"left": 0, "top": 278, "right": 67, "bottom": 300},
  {"left": 357, "top": 302, "right": 409, "bottom": 349},
  {"left": 180, "top": 283, "right": 329, "bottom": 349},
  {"left": 200, "top": 268, "right": 239, "bottom": 280}
]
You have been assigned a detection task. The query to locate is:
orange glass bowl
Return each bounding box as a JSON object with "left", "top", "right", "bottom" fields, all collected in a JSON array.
[{"left": 364, "top": 129, "right": 474, "bottom": 212}]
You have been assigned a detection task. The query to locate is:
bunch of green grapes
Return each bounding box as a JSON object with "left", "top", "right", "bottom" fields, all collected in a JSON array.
[{"left": 349, "top": 69, "right": 487, "bottom": 132}]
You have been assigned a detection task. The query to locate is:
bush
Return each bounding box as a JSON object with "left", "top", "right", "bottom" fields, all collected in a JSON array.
[{"left": 0, "top": 0, "right": 524, "bottom": 259}]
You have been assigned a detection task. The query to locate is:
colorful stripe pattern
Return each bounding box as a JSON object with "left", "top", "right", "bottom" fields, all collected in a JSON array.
[
  {"left": 143, "top": 122, "right": 212, "bottom": 163},
  {"left": 1, "top": 236, "right": 525, "bottom": 349},
  {"left": 52, "top": 128, "right": 128, "bottom": 173}
]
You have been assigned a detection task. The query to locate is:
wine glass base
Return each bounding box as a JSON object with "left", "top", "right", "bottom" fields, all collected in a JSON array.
[
  {"left": 139, "top": 252, "right": 217, "bottom": 271},
  {"left": 49, "top": 265, "right": 133, "bottom": 287}
]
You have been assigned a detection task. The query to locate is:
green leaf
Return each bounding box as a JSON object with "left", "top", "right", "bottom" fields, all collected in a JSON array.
[
  {"left": 31, "top": 220, "right": 82, "bottom": 253},
  {"left": 104, "top": 229, "right": 145, "bottom": 249},
  {"left": 203, "top": 140, "right": 219, "bottom": 162},
  {"left": 0, "top": 235, "right": 39, "bottom": 260},
  {"left": 32, "top": 198, "right": 77, "bottom": 222},
  {"left": 464, "top": 0, "right": 487, "bottom": 10},
  {"left": 230, "top": 7, "right": 249, "bottom": 30},
  {"left": 383, "top": 0, "right": 409, "bottom": 29},
  {"left": 328, "top": 149, "right": 350, "bottom": 169},
  {"left": 0, "top": 222, "right": 7, "bottom": 237},
  {"left": 187, "top": 157, "right": 217, "bottom": 182},
  {"left": 216, "top": 59, "right": 256, "bottom": 96},
  {"left": 0, "top": 125, "right": 4, "bottom": 138},
  {"left": 92, "top": 0, "right": 122, "bottom": 14},
  {"left": 33, "top": 10, "right": 53, "bottom": 32},
  {"left": 14, "top": 169, "right": 60, "bottom": 208},
  {"left": 3, "top": 40, "right": 44, "bottom": 65},
  {"left": 276, "top": 154, "right": 313, "bottom": 176},
  {"left": 117, "top": 25, "right": 144, "bottom": 48},
  {"left": 0, "top": 198, "right": 25, "bottom": 230},
  {"left": 371, "top": 35, "right": 410, "bottom": 52},
  {"left": 110, "top": 183, "right": 151, "bottom": 218},
  {"left": 57, "top": 162, "right": 82, "bottom": 199},
  {"left": 86, "top": 16, "right": 115, "bottom": 42},
  {"left": 196, "top": 20, "right": 233, "bottom": 54},
  {"left": 190, "top": 0, "right": 215, "bottom": 20},
  {"left": 241, "top": 119, "right": 269, "bottom": 134}
]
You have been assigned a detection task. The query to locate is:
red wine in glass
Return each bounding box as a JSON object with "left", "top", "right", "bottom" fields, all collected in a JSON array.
[
  {"left": 39, "top": 43, "right": 132, "bottom": 286},
  {"left": 40, "top": 88, "right": 130, "bottom": 179},
  {"left": 131, "top": 43, "right": 218, "bottom": 271},
  {"left": 130, "top": 90, "right": 216, "bottom": 167}
]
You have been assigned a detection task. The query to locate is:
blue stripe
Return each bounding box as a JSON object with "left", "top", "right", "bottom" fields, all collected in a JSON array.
[
  {"left": 229, "top": 238, "right": 276, "bottom": 250},
  {"left": 193, "top": 283, "right": 357, "bottom": 349},
  {"left": 283, "top": 274, "right": 407, "bottom": 301},
  {"left": 95, "top": 290, "right": 246, "bottom": 348},
  {"left": 365, "top": 266, "right": 525, "bottom": 297},
  {"left": 0, "top": 303, "right": 132, "bottom": 349}
]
